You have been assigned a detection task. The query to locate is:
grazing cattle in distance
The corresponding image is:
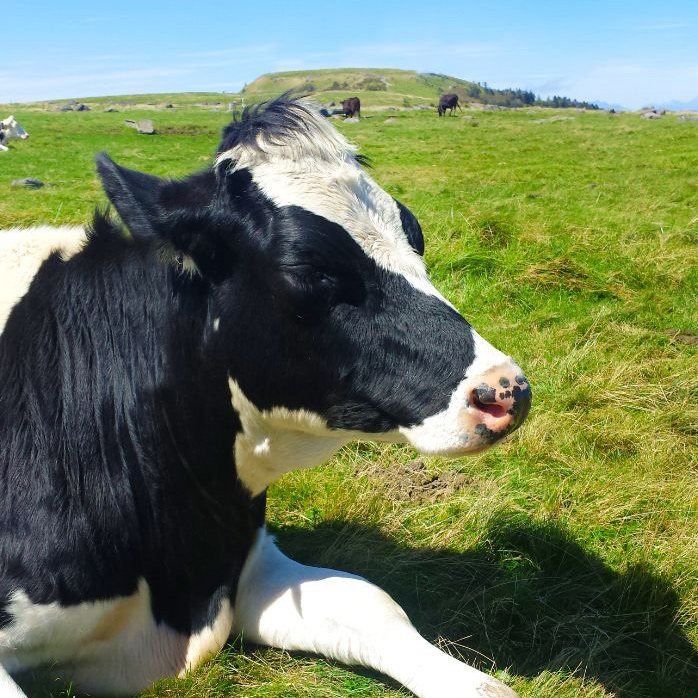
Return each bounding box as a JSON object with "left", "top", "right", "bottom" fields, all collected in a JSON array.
[
  {"left": 438, "top": 93, "right": 460, "bottom": 116},
  {"left": 0, "top": 116, "right": 28, "bottom": 151},
  {"left": 0, "top": 99, "right": 530, "bottom": 698},
  {"left": 342, "top": 96, "right": 361, "bottom": 118}
]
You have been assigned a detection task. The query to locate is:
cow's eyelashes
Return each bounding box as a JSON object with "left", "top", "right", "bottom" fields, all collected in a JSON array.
[{"left": 280, "top": 264, "right": 336, "bottom": 286}]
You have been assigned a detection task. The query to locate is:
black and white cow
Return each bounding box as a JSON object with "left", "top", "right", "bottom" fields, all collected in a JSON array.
[
  {"left": 0, "top": 116, "right": 29, "bottom": 152},
  {"left": 0, "top": 98, "right": 530, "bottom": 698}
]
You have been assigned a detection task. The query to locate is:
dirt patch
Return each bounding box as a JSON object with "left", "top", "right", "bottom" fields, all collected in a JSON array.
[
  {"left": 359, "top": 458, "right": 474, "bottom": 503},
  {"left": 665, "top": 329, "right": 698, "bottom": 346},
  {"left": 157, "top": 126, "right": 217, "bottom": 136}
]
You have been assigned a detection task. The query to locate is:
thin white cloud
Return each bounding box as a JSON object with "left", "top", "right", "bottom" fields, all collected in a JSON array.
[
  {"left": 0, "top": 67, "right": 195, "bottom": 102},
  {"left": 182, "top": 44, "right": 279, "bottom": 59},
  {"left": 345, "top": 41, "right": 502, "bottom": 60},
  {"left": 636, "top": 22, "right": 690, "bottom": 30}
]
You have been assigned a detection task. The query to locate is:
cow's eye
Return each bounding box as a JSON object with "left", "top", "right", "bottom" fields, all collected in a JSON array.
[{"left": 276, "top": 265, "right": 338, "bottom": 323}]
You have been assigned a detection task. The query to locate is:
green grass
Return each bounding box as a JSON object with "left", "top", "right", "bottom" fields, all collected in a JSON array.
[{"left": 3, "top": 104, "right": 698, "bottom": 698}]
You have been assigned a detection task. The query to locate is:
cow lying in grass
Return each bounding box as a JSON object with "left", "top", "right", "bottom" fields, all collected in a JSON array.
[
  {"left": 0, "top": 99, "right": 530, "bottom": 698},
  {"left": 0, "top": 116, "right": 28, "bottom": 151}
]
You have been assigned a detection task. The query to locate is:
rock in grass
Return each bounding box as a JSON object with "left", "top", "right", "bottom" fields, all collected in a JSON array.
[
  {"left": 104, "top": 107, "right": 118, "bottom": 112},
  {"left": 124, "top": 119, "right": 155, "bottom": 135},
  {"left": 343, "top": 117, "right": 360, "bottom": 123},
  {"left": 384, "top": 118, "right": 398, "bottom": 124},
  {"left": 11, "top": 178, "right": 44, "bottom": 188},
  {"left": 678, "top": 116, "right": 698, "bottom": 122}
]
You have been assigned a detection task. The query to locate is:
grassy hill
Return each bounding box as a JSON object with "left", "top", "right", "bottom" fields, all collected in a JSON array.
[{"left": 241, "top": 67, "right": 478, "bottom": 108}]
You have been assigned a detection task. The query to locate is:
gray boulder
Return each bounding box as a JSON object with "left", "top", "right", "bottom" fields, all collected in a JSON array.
[
  {"left": 75, "top": 104, "right": 90, "bottom": 112},
  {"left": 677, "top": 115, "right": 698, "bottom": 122},
  {"left": 384, "top": 118, "right": 398, "bottom": 124},
  {"left": 344, "top": 117, "right": 360, "bottom": 123},
  {"left": 124, "top": 119, "right": 155, "bottom": 134},
  {"left": 11, "top": 178, "right": 44, "bottom": 188}
]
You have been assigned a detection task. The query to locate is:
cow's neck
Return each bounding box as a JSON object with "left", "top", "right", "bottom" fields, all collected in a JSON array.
[{"left": 228, "top": 378, "right": 348, "bottom": 496}]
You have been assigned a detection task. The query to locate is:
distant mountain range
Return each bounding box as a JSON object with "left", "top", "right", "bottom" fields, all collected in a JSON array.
[
  {"left": 592, "top": 100, "right": 628, "bottom": 111},
  {"left": 593, "top": 97, "right": 698, "bottom": 112},
  {"left": 654, "top": 97, "right": 698, "bottom": 111}
]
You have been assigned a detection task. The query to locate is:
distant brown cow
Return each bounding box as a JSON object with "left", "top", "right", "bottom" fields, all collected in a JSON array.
[
  {"left": 342, "top": 97, "right": 361, "bottom": 118},
  {"left": 438, "top": 93, "right": 460, "bottom": 116}
]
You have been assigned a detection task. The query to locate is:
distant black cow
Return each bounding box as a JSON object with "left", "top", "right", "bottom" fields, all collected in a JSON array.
[
  {"left": 342, "top": 96, "right": 361, "bottom": 118},
  {"left": 438, "top": 93, "right": 460, "bottom": 116},
  {"left": 0, "top": 98, "right": 530, "bottom": 698}
]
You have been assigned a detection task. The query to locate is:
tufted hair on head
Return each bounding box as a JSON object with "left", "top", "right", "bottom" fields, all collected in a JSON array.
[{"left": 216, "top": 96, "right": 363, "bottom": 171}]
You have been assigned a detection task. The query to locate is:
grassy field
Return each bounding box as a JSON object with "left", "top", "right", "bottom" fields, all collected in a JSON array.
[{"left": 2, "top": 104, "right": 698, "bottom": 698}]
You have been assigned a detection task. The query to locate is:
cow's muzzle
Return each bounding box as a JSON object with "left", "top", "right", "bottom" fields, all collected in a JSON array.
[
  {"left": 399, "top": 361, "right": 531, "bottom": 457},
  {"left": 463, "top": 365, "right": 531, "bottom": 451}
]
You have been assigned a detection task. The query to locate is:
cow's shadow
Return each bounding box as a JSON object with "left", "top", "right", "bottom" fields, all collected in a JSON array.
[{"left": 272, "top": 511, "right": 698, "bottom": 698}]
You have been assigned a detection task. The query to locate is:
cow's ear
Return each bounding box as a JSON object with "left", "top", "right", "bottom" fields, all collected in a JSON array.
[
  {"left": 96, "top": 152, "right": 166, "bottom": 238},
  {"left": 395, "top": 199, "right": 425, "bottom": 256},
  {"left": 96, "top": 153, "right": 233, "bottom": 280}
]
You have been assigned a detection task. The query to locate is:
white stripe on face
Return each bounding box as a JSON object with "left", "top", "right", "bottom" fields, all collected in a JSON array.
[{"left": 216, "top": 102, "right": 446, "bottom": 301}]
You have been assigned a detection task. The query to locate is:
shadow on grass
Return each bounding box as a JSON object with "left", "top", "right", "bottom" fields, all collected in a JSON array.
[{"left": 273, "top": 511, "right": 698, "bottom": 698}]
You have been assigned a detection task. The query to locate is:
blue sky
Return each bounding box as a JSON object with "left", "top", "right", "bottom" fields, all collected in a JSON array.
[{"left": 3, "top": 0, "right": 697, "bottom": 108}]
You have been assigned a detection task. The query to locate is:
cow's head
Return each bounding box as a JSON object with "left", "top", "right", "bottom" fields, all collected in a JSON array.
[
  {"left": 97, "top": 98, "right": 531, "bottom": 494},
  {"left": 1, "top": 115, "right": 28, "bottom": 141}
]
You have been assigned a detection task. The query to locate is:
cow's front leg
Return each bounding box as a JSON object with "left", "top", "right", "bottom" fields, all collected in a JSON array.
[{"left": 233, "top": 530, "right": 517, "bottom": 698}]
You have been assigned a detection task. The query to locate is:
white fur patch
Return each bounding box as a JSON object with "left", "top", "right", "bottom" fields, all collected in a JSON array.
[
  {"left": 467, "top": 329, "right": 511, "bottom": 378},
  {"left": 0, "top": 580, "right": 190, "bottom": 695},
  {"left": 181, "top": 598, "right": 234, "bottom": 675},
  {"left": 0, "top": 226, "right": 87, "bottom": 335},
  {"left": 229, "top": 378, "right": 349, "bottom": 495}
]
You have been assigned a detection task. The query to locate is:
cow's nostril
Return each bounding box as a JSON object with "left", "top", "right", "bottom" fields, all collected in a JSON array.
[
  {"left": 472, "top": 396, "right": 507, "bottom": 418},
  {"left": 470, "top": 386, "right": 508, "bottom": 418}
]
